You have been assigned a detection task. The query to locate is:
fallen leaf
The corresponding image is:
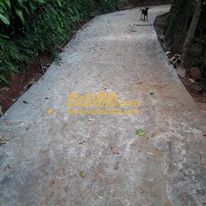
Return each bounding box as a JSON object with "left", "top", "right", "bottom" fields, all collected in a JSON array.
[
  {"left": 78, "top": 140, "right": 86, "bottom": 145},
  {"left": 6, "top": 164, "right": 12, "bottom": 169},
  {"left": 111, "top": 147, "right": 119, "bottom": 155},
  {"left": 48, "top": 108, "right": 56, "bottom": 115},
  {"left": 136, "top": 129, "right": 145, "bottom": 137},
  {"left": 79, "top": 171, "right": 86, "bottom": 178},
  {"left": 0, "top": 136, "right": 9, "bottom": 145}
]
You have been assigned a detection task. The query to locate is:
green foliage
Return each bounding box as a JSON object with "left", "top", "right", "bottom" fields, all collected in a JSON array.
[
  {"left": 97, "top": 0, "right": 119, "bottom": 12},
  {"left": 0, "top": 0, "right": 120, "bottom": 84}
]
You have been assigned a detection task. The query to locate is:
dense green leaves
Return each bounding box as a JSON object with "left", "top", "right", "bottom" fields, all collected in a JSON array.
[
  {"left": 0, "top": 0, "right": 120, "bottom": 84},
  {"left": 0, "top": 13, "right": 9, "bottom": 25}
]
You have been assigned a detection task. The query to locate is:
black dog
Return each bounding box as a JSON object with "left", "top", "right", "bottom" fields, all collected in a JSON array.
[{"left": 140, "top": 7, "right": 150, "bottom": 20}]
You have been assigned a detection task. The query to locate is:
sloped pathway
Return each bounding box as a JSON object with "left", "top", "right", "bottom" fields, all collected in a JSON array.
[{"left": 0, "top": 5, "right": 206, "bottom": 206}]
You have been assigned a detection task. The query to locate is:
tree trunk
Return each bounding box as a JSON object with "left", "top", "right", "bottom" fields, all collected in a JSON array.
[
  {"left": 182, "top": 0, "right": 202, "bottom": 69},
  {"left": 164, "top": 0, "right": 193, "bottom": 53},
  {"left": 184, "top": 0, "right": 202, "bottom": 46}
]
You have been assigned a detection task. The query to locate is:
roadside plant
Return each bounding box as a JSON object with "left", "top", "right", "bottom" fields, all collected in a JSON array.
[{"left": 0, "top": 0, "right": 120, "bottom": 84}]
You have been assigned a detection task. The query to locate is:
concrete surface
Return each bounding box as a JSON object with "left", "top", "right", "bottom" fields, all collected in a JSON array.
[{"left": 0, "top": 5, "right": 206, "bottom": 206}]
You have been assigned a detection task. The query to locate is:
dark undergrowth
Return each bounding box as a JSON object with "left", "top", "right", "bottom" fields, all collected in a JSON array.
[{"left": 0, "top": 0, "right": 119, "bottom": 85}]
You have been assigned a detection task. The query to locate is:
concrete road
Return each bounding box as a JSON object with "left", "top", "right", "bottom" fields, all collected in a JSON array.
[{"left": 0, "top": 5, "right": 206, "bottom": 206}]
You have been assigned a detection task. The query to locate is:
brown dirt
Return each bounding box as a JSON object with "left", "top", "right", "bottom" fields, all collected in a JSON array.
[
  {"left": 180, "top": 76, "right": 206, "bottom": 115},
  {"left": 0, "top": 53, "right": 52, "bottom": 114},
  {"left": 180, "top": 76, "right": 206, "bottom": 103},
  {"left": 0, "top": 21, "right": 90, "bottom": 115},
  {"left": 154, "top": 13, "right": 206, "bottom": 115}
]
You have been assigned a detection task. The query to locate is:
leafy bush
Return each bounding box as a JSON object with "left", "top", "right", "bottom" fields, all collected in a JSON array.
[
  {"left": 0, "top": 0, "right": 119, "bottom": 84},
  {"left": 97, "top": 0, "right": 119, "bottom": 12}
]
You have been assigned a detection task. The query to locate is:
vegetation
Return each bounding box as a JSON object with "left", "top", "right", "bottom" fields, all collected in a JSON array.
[
  {"left": 165, "top": 0, "right": 206, "bottom": 69},
  {"left": 0, "top": 0, "right": 119, "bottom": 84},
  {"left": 165, "top": 0, "right": 194, "bottom": 54},
  {"left": 127, "top": 0, "right": 171, "bottom": 6},
  {"left": 182, "top": 0, "right": 202, "bottom": 70},
  {"left": 156, "top": 0, "right": 206, "bottom": 92}
]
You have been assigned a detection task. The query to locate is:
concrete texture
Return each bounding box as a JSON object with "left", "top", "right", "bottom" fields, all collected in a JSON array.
[{"left": 0, "top": 5, "right": 206, "bottom": 206}]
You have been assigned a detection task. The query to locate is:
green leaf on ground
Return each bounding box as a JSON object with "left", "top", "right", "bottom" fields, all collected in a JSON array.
[
  {"left": 136, "top": 129, "right": 145, "bottom": 137},
  {"left": 79, "top": 171, "right": 86, "bottom": 178}
]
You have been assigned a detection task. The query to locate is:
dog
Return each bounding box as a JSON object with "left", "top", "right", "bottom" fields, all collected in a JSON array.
[{"left": 140, "top": 7, "right": 150, "bottom": 21}]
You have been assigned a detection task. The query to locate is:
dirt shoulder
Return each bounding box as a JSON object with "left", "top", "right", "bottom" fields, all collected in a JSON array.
[{"left": 154, "top": 12, "right": 206, "bottom": 115}]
